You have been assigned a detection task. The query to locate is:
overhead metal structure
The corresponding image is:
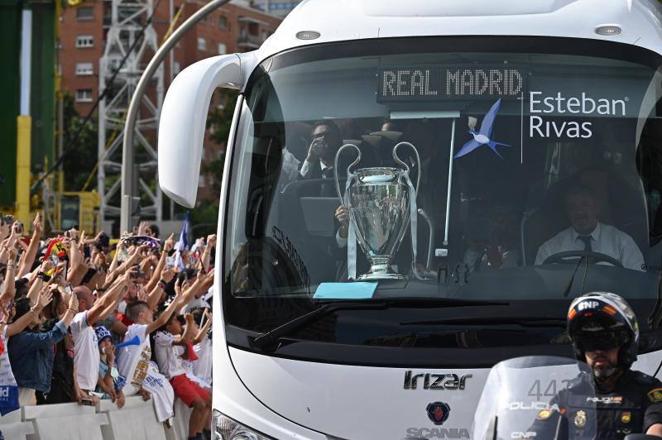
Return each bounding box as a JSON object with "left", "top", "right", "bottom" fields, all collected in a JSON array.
[
  {"left": 99, "top": 0, "right": 164, "bottom": 229},
  {"left": 119, "top": 0, "right": 231, "bottom": 233}
]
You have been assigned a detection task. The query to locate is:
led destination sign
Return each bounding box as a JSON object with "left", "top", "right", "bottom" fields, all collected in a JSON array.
[{"left": 379, "top": 66, "right": 525, "bottom": 101}]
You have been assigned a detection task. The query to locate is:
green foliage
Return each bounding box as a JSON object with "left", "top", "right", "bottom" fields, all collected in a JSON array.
[
  {"left": 189, "top": 203, "right": 218, "bottom": 238},
  {"left": 62, "top": 93, "right": 98, "bottom": 191},
  {"left": 200, "top": 155, "right": 225, "bottom": 196},
  {"left": 207, "top": 90, "right": 238, "bottom": 146}
]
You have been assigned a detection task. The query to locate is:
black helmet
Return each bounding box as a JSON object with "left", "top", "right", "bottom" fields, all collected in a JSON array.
[{"left": 567, "top": 292, "right": 639, "bottom": 369}]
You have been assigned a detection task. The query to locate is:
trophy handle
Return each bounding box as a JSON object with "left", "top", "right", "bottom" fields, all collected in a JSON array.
[
  {"left": 334, "top": 143, "right": 361, "bottom": 202},
  {"left": 393, "top": 142, "right": 421, "bottom": 193}
]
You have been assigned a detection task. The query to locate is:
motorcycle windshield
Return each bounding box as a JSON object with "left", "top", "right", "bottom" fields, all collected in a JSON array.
[{"left": 472, "top": 356, "right": 598, "bottom": 440}]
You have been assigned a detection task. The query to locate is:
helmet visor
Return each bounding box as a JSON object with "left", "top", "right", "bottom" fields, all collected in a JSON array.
[{"left": 574, "top": 328, "right": 630, "bottom": 352}]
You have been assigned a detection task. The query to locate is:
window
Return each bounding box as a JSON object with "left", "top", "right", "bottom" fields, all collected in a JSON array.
[
  {"left": 75, "top": 62, "right": 94, "bottom": 76},
  {"left": 197, "top": 37, "right": 207, "bottom": 51},
  {"left": 248, "top": 22, "right": 259, "bottom": 36},
  {"left": 75, "top": 35, "right": 94, "bottom": 48},
  {"left": 223, "top": 37, "right": 662, "bottom": 366},
  {"left": 218, "top": 43, "right": 227, "bottom": 55},
  {"left": 218, "top": 15, "right": 229, "bottom": 30},
  {"left": 75, "top": 89, "right": 93, "bottom": 102},
  {"left": 76, "top": 7, "right": 94, "bottom": 20},
  {"left": 173, "top": 62, "right": 181, "bottom": 75}
]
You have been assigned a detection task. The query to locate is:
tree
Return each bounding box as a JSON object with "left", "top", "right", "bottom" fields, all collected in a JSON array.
[
  {"left": 62, "top": 93, "right": 98, "bottom": 191},
  {"left": 206, "top": 90, "right": 238, "bottom": 146}
]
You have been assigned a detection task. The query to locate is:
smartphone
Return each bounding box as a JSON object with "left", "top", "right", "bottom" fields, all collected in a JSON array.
[
  {"left": 117, "top": 246, "right": 129, "bottom": 263},
  {"left": 130, "top": 269, "right": 145, "bottom": 279}
]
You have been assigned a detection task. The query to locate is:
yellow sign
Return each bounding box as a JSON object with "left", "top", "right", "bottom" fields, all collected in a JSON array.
[{"left": 536, "top": 409, "right": 552, "bottom": 421}]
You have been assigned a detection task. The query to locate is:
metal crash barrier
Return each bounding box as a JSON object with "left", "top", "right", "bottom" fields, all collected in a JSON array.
[{"left": 1, "top": 397, "right": 191, "bottom": 440}]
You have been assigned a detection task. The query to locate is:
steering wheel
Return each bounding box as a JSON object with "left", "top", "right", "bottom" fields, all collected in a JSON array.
[{"left": 542, "top": 251, "right": 623, "bottom": 268}]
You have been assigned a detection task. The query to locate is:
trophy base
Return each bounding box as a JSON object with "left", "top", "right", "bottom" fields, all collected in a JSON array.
[
  {"left": 357, "top": 272, "right": 406, "bottom": 281},
  {"left": 357, "top": 262, "right": 406, "bottom": 281}
]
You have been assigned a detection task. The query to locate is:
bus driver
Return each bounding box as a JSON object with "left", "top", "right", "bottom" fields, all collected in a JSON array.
[{"left": 535, "top": 186, "right": 644, "bottom": 271}]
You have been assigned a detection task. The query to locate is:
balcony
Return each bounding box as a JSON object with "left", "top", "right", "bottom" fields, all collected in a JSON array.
[{"left": 237, "top": 30, "right": 263, "bottom": 49}]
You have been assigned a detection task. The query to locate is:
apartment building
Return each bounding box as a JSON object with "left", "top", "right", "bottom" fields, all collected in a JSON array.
[
  {"left": 58, "top": 0, "right": 282, "bottom": 204},
  {"left": 59, "top": 0, "right": 282, "bottom": 115}
]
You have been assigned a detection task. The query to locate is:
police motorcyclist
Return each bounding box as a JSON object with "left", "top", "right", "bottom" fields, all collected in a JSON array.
[{"left": 534, "top": 292, "right": 662, "bottom": 438}]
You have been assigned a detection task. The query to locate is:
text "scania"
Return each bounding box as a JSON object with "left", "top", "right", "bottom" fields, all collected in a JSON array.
[{"left": 403, "top": 371, "right": 472, "bottom": 390}]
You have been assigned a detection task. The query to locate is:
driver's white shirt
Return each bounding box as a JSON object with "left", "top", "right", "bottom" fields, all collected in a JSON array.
[{"left": 535, "top": 222, "right": 645, "bottom": 271}]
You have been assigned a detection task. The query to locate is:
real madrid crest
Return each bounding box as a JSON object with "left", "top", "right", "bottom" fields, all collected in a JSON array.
[{"left": 574, "top": 410, "right": 587, "bottom": 428}]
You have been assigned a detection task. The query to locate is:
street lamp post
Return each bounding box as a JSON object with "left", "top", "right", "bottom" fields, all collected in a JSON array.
[{"left": 120, "top": 0, "right": 232, "bottom": 233}]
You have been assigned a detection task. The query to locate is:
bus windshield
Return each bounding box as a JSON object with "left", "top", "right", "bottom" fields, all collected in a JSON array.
[{"left": 223, "top": 37, "right": 662, "bottom": 365}]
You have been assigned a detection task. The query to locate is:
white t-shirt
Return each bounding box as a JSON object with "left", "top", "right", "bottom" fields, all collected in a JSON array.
[
  {"left": 142, "top": 361, "right": 174, "bottom": 423},
  {"left": 0, "top": 328, "right": 19, "bottom": 414},
  {"left": 117, "top": 324, "right": 151, "bottom": 389},
  {"left": 70, "top": 312, "right": 100, "bottom": 391},
  {"left": 153, "top": 331, "right": 187, "bottom": 379},
  {"left": 192, "top": 338, "right": 212, "bottom": 385}
]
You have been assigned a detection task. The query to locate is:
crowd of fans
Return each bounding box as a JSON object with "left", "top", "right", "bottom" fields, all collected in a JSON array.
[{"left": 0, "top": 213, "right": 215, "bottom": 440}]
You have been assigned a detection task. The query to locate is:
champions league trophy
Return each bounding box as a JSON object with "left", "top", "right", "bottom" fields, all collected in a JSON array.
[{"left": 334, "top": 142, "right": 421, "bottom": 280}]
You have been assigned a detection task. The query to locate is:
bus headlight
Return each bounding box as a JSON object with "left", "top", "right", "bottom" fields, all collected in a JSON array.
[{"left": 213, "top": 410, "right": 274, "bottom": 440}]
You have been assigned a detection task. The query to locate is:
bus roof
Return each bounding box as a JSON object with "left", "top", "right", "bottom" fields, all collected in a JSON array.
[{"left": 257, "top": 0, "right": 662, "bottom": 59}]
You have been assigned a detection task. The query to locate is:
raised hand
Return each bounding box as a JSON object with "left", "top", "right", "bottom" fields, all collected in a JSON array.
[
  {"left": 136, "top": 286, "right": 148, "bottom": 302},
  {"left": 11, "top": 221, "right": 22, "bottom": 237},
  {"left": 137, "top": 221, "right": 150, "bottom": 236},
  {"left": 35, "top": 286, "right": 54, "bottom": 311},
  {"left": 163, "top": 233, "right": 175, "bottom": 252},
  {"left": 201, "top": 270, "right": 214, "bottom": 290},
  {"left": 32, "top": 212, "right": 43, "bottom": 235},
  {"left": 40, "top": 258, "right": 54, "bottom": 274},
  {"left": 67, "top": 228, "right": 79, "bottom": 242},
  {"left": 68, "top": 291, "right": 79, "bottom": 312},
  {"left": 174, "top": 278, "right": 183, "bottom": 298}
]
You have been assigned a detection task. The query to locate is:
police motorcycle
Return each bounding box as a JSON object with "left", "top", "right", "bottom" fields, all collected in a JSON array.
[{"left": 471, "top": 356, "right": 659, "bottom": 440}]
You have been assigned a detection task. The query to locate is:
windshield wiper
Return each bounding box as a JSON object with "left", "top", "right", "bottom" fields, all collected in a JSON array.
[
  {"left": 400, "top": 316, "right": 566, "bottom": 327},
  {"left": 250, "top": 297, "right": 509, "bottom": 352}
]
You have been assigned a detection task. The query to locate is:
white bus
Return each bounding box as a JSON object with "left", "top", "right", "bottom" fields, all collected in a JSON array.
[{"left": 158, "top": 1, "right": 662, "bottom": 438}]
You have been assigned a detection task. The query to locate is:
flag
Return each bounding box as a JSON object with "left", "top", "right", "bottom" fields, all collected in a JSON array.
[{"left": 174, "top": 212, "right": 191, "bottom": 270}]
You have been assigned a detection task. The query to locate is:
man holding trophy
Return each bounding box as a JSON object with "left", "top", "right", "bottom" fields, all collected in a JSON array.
[{"left": 333, "top": 139, "right": 421, "bottom": 281}]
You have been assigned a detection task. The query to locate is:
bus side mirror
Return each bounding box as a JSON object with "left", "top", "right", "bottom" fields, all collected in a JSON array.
[{"left": 158, "top": 54, "right": 243, "bottom": 208}]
